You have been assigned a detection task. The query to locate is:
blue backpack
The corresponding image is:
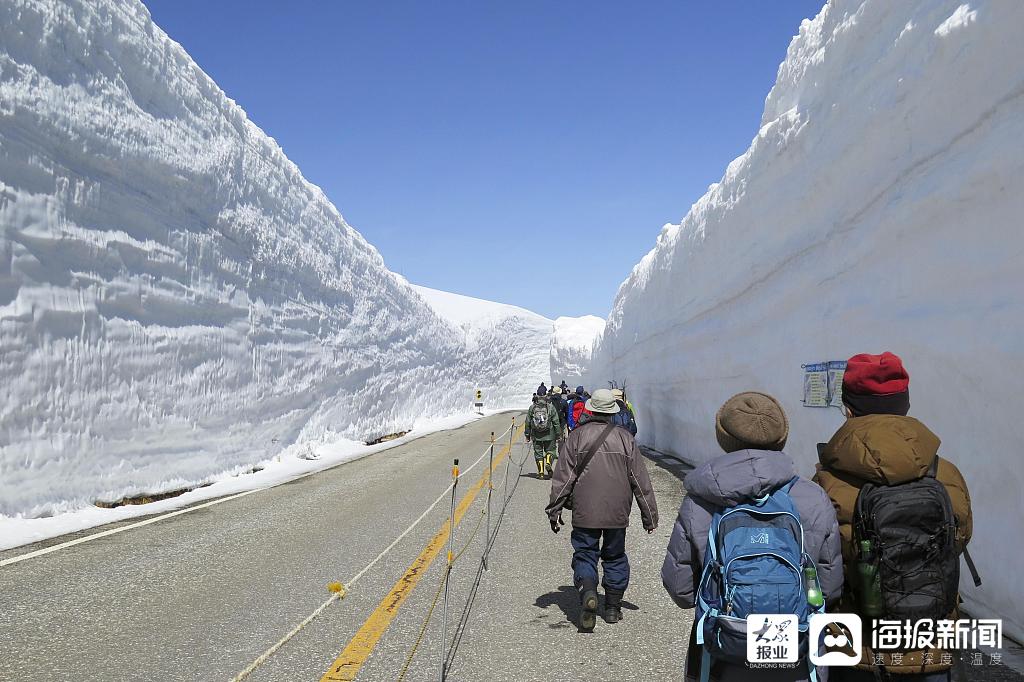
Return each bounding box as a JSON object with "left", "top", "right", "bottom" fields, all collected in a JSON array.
[{"left": 694, "top": 477, "right": 823, "bottom": 682}]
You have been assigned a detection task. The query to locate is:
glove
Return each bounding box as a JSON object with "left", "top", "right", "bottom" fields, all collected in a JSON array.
[{"left": 550, "top": 517, "right": 560, "bottom": 534}]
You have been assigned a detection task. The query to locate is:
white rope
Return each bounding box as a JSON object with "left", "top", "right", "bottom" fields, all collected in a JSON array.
[{"left": 230, "top": 419, "right": 520, "bottom": 681}]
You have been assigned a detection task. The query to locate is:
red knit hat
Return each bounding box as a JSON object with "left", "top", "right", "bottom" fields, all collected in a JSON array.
[
  {"left": 842, "top": 352, "right": 910, "bottom": 416},
  {"left": 843, "top": 352, "right": 909, "bottom": 395}
]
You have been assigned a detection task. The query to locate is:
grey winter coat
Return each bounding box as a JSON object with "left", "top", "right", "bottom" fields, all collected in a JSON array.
[
  {"left": 546, "top": 418, "right": 658, "bottom": 530},
  {"left": 661, "top": 449, "right": 843, "bottom": 682}
]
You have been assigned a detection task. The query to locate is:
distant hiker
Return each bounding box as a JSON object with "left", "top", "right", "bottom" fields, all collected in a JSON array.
[
  {"left": 546, "top": 388, "right": 658, "bottom": 632},
  {"left": 566, "top": 385, "right": 584, "bottom": 431},
  {"left": 537, "top": 382, "right": 547, "bottom": 396},
  {"left": 550, "top": 386, "right": 570, "bottom": 437},
  {"left": 526, "top": 392, "right": 561, "bottom": 479},
  {"left": 609, "top": 388, "right": 637, "bottom": 436},
  {"left": 559, "top": 380, "right": 569, "bottom": 394},
  {"left": 569, "top": 385, "right": 592, "bottom": 431},
  {"left": 813, "top": 353, "right": 975, "bottom": 682},
  {"left": 662, "top": 392, "right": 843, "bottom": 682}
]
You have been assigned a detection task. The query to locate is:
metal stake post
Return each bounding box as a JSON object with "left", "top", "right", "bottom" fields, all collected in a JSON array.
[
  {"left": 440, "top": 458, "right": 458, "bottom": 682},
  {"left": 484, "top": 432, "right": 494, "bottom": 570}
]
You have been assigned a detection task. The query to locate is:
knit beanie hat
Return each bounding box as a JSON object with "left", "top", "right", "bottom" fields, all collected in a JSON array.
[
  {"left": 715, "top": 392, "right": 789, "bottom": 453},
  {"left": 842, "top": 352, "right": 910, "bottom": 417}
]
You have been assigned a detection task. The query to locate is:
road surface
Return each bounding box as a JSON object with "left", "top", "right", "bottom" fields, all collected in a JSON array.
[{"left": 2, "top": 411, "right": 1019, "bottom": 681}]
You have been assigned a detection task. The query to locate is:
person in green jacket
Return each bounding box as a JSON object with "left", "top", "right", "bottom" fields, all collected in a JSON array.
[{"left": 526, "top": 389, "right": 561, "bottom": 479}]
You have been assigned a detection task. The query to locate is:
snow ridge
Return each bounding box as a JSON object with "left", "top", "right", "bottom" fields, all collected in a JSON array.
[{"left": 0, "top": 0, "right": 540, "bottom": 520}]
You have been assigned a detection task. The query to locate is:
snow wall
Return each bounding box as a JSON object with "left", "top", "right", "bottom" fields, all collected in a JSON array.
[
  {"left": 0, "top": 0, "right": 549, "bottom": 519},
  {"left": 549, "top": 315, "right": 606, "bottom": 389},
  {"left": 588, "top": 0, "right": 1024, "bottom": 639},
  {"left": 410, "top": 285, "right": 553, "bottom": 403}
]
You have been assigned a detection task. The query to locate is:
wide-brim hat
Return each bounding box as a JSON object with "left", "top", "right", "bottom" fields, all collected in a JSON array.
[{"left": 585, "top": 388, "right": 620, "bottom": 415}]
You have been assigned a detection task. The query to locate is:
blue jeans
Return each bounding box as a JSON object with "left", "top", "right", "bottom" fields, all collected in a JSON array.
[{"left": 570, "top": 527, "right": 629, "bottom": 593}]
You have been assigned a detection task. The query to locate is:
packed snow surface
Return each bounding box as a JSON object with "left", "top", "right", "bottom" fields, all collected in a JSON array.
[
  {"left": 588, "top": 0, "right": 1024, "bottom": 638},
  {"left": 549, "top": 315, "right": 605, "bottom": 388},
  {"left": 0, "top": 0, "right": 542, "bottom": 526}
]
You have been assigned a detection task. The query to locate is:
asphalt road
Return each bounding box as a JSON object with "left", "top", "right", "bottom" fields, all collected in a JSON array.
[{"left": 2, "top": 412, "right": 1020, "bottom": 682}]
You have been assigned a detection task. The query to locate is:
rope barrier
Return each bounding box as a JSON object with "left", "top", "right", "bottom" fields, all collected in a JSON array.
[
  {"left": 393, "top": 423, "right": 530, "bottom": 680},
  {"left": 230, "top": 418, "right": 518, "bottom": 682}
]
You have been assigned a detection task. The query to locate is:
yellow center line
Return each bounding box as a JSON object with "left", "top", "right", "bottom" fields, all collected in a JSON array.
[{"left": 320, "top": 426, "right": 523, "bottom": 682}]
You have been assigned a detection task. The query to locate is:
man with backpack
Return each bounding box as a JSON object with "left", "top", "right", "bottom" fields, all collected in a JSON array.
[
  {"left": 546, "top": 388, "right": 658, "bottom": 632},
  {"left": 813, "top": 353, "right": 975, "bottom": 682},
  {"left": 526, "top": 391, "right": 561, "bottom": 479},
  {"left": 662, "top": 392, "right": 843, "bottom": 682}
]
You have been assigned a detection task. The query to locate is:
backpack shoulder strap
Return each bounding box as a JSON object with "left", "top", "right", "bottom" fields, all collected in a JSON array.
[{"left": 926, "top": 456, "right": 940, "bottom": 478}]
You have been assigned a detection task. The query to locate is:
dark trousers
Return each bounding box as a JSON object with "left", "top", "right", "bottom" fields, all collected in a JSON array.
[{"left": 570, "top": 527, "right": 629, "bottom": 593}]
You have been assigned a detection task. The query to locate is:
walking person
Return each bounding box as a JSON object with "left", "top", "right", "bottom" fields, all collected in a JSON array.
[
  {"left": 662, "top": 391, "right": 843, "bottom": 682},
  {"left": 526, "top": 390, "right": 561, "bottom": 479},
  {"left": 813, "top": 353, "right": 975, "bottom": 682},
  {"left": 546, "top": 388, "right": 659, "bottom": 632}
]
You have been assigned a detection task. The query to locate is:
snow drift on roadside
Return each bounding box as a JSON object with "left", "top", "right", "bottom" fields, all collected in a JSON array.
[
  {"left": 549, "top": 315, "right": 605, "bottom": 388},
  {"left": 410, "top": 285, "right": 553, "bottom": 405},
  {"left": 0, "top": 0, "right": 532, "bottom": 521},
  {"left": 588, "top": 0, "right": 1024, "bottom": 637}
]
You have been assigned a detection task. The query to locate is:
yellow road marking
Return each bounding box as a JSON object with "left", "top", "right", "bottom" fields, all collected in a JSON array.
[{"left": 321, "top": 427, "right": 522, "bottom": 682}]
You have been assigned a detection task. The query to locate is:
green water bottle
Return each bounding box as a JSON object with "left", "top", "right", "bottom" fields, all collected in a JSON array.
[
  {"left": 858, "top": 540, "right": 884, "bottom": 618},
  {"left": 804, "top": 565, "right": 824, "bottom": 609}
]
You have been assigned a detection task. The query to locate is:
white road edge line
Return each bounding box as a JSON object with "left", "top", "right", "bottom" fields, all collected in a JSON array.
[
  {"left": 0, "top": 488, "right": 263, "bottom": 568},
  {"left": 0, "top": 420, "right": 516, "bottom": 569}
]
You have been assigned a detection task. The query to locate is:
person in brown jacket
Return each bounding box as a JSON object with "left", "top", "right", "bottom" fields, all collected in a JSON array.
[
  {"left": 813, "top": 352, "right": 973, "bottom": 682},
  {"left": 546, "top": 388, "right": 659, "bottom": 632}
]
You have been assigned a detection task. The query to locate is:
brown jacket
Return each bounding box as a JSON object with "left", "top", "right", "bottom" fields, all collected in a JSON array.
[
  {"left": 813, "top": 414, "right": 973, "bottom": 674},
  {"left": 546, "top": 418, "right": 658, "bottom": 530}
]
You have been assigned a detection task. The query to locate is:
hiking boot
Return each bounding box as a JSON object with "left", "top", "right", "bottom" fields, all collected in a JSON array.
[
  {"left": 579, "top": 586, "right": 598, "bottom": 632},
  {"left": 544, "top": 455, "right": 554, "bottom": 479},
  {"left": 535, "top": 460, "right": 545, "bottom": 479},
  {"left": 603, "top": 589, "right": 624, "bottom": 624}
]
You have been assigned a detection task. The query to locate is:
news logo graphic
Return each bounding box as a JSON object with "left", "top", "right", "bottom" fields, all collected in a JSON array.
[
  {"left": 809, "top": 613, "right": 863, "bottom": 666},
  {"left": 746, "top": 614, "right": 798, "bottom": 664}
]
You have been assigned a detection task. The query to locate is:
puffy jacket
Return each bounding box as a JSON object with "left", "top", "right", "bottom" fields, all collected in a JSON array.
[
  {"left": 662, "top": 449, "right": 843, "bottom": 682},
  {"left": 813, "top": 414, "right": 973, "bottom": 675},
  {"left": 546, "top": 418, "right": 658, "bottom": 530}
]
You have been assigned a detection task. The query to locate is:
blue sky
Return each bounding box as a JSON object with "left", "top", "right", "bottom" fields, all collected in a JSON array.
[{"left": 143, "top": 0, "right": 824, "bottom": 320}]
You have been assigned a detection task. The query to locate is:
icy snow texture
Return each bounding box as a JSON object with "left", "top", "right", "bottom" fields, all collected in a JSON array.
[
  {"left": 549, "top": 315, "right": 605, "bottom": 388},
  {"left": 410, "top": 285, "right": 553, "bottom": 403},
  {"left": 588, "top": 0, "right": 1024, "bottom": 637},
  {"left": 0, "top": 0, "right": 543, "bottom": 520}
]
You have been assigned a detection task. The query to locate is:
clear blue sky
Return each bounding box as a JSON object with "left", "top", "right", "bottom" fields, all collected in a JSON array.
[{"left": 143, "top": 0, "right": 824, "bottom": 320}]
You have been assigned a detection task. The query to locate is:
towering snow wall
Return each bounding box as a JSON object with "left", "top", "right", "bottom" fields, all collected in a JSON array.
[
  {"left": 0, "top": 0, "right": 537, "bottom": 519},
  {"left": 589, "top": 0, "right": 1024, "bottom": 638},
  {"left": 410, "top": 285, "right": 553, "bottom": 404},
  {"left": 549, "top": 315, "right": 605, "bottom": 388}
]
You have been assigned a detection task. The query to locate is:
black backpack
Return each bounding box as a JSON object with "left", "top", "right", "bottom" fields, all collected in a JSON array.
[{"left": 853, "top": 458, "right": 961, "bottom": 621}]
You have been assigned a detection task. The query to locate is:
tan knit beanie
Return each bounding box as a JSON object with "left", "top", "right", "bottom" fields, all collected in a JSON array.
[{"left": 715, "top": 392, "right": 789, "bottom": 453}]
